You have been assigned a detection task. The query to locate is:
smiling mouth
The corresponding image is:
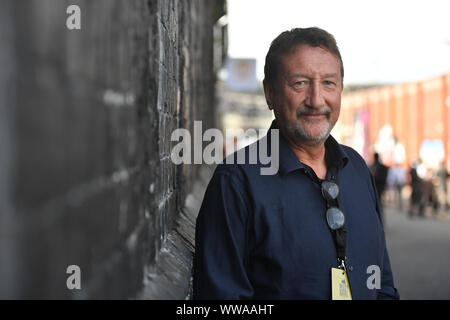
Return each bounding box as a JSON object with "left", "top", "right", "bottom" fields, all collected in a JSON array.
[{"left": 300, "top": 113, "right": 328, "bottom": 119}]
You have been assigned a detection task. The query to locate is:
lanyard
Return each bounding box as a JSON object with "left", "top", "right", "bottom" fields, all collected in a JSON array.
[
  {"left": 329, "top": 165, "right": 347, "bottom": 268},
  {"left": 304, "top": 164, "right": 347, "bottom": 269}
]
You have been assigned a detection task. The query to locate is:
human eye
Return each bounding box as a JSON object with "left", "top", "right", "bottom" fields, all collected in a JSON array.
[
  {"left": 294, "top": 80, "right": 308, "bottom": 87},
  {"left": 323, "top": 80, "right": 338, "bottom": 89}
]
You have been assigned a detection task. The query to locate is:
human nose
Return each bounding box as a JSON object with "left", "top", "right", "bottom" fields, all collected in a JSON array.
[{"left": 305, "top": 81, "right": 325, "bottom": 108}]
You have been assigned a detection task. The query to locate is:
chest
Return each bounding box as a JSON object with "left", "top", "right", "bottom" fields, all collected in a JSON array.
[{"left": 246, "top": 170, "right": 383, "bottom": 272}]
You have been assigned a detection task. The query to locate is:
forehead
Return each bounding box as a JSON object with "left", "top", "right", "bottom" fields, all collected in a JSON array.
[{"left": 279, "top": 44, "right": 341, "bottom": 77}]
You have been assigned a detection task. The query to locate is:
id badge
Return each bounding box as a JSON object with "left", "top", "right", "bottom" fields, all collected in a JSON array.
[{"left": 331, "top": 267, "right": 352, "bottom": 300}]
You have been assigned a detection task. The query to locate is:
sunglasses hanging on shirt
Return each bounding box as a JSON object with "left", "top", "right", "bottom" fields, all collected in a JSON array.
[
  {"left": 304, "top": 163, "right": 352, "bottom": 299},
  {"left": 321, "top": 181, "right": 345, "bottom": 230},
  {"left": 304, "top": 165, "right": 347, "bottom": 268}
]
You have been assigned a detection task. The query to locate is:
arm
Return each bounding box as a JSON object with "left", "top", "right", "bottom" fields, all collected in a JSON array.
[
  {"left": 370, "top": 170, "right": 400, "bottom": 300},
  {"left": 377, "top": 240, "right": 400, "bottom": 300},
  {"left": 342, "top": 146, "right": 400, "bottom": 300},
  {"left": 193, "top": 169, "right": 254, "bottom": 300}
]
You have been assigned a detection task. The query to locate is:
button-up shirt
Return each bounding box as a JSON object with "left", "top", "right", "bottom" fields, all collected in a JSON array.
[{"left": 193, "top": 121, "right": 399, "bottom": 300}]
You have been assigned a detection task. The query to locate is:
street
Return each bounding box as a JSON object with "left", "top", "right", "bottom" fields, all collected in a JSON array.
[{"left": 383, "top": 204, "right": 450, "bottom": 299}]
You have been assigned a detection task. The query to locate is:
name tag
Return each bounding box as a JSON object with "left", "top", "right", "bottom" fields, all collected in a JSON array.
[{"left": 331, "top": 267, "right": 352, "bottom": 300}]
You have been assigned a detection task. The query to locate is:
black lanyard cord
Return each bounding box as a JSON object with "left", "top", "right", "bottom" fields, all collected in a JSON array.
[
  {"left": 329, "top": 165, "right": 347, "bottom": 268},
  {"left": 304, "top": 164, "right": 347, "bottom": 268}
]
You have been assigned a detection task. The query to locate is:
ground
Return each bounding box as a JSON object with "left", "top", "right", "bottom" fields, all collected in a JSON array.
[{"left": 384, "top": 202, "right": 450, "bottom": 299}]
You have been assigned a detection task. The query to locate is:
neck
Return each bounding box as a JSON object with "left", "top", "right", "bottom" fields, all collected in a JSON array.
[{"left": 282, "top": 131, "right": 327, "bottom": 179}]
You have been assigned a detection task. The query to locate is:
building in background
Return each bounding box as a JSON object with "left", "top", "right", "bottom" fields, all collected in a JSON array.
[
  {"left": 225, "top": 57, "right": 259, "bottom": 92},
  {"left": 338, "top": 73, "right": 450, "bottom": 169}
]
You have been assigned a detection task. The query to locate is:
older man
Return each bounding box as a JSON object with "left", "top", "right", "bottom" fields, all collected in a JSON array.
[{"left": 194, "top": 27, "right": 399, "bottom": 300}]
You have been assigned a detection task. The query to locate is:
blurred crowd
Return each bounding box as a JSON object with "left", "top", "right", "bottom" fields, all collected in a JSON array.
[{"left": 368, "top": 152, "right": 450, "bottom": 220}]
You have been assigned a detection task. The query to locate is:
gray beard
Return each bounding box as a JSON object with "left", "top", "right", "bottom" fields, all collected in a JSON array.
[
  {"left": 292, "top": 120, "right": 332, "bottom": 146},
  {"left": 291, "top": 105, "right": 333, "bottom": 146}
]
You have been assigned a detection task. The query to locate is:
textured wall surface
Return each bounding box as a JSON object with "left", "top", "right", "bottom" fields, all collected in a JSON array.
[{"left": 0, "top": 0, "right": 225, "bottom": 299}]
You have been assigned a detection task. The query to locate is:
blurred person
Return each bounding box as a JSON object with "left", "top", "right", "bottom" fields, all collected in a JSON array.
[
  {"left": 194, "top": 27, "right": 399, "bottom": 300},
  {"left": 408, "top": 161, "right": 423, "bottom": 218},
  {"left": 413, "top": 160, "right": 439, "bottom": 218},
  {"left": 369, "top": 152, "right": 389, "bottom": 214},
  {"left": 414, "top": 167, "right": 439, "bottom": 218},
  {"left": 416, "top": 159, "right": 427, "bottom": 181},
  {"left": 421, "top": 168, "right": 439, "bottom": 217},
  {"left": 436, "top": 161, "right": 449, "bottom": 211},
  {"left": 387, "top": 163, "right": 406, "bottom": 210}
]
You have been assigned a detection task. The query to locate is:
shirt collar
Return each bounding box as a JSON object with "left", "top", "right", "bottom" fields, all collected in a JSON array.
[{"left": 267, "top": 119, "right": 349, "bottom": 176}]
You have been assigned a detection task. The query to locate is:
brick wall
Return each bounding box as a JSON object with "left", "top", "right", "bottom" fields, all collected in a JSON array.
[
  {"left": 0, "top": 0, "right": 226, "bottom": 299},
  {"left": 340, "top": 73, "right": 450, "bottom": 166}
]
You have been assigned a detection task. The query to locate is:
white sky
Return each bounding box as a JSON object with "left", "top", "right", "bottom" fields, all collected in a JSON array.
[{"left": 227, "top": 0, "right": 450, "bottom": 85}]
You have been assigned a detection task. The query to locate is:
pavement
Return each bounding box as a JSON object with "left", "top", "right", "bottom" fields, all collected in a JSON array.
[
  {"left": 383, "top": 201, "right": 450, "bottom": 299},
  {"left": 139, "top": 165, "right": 215, "bottom": 300}
]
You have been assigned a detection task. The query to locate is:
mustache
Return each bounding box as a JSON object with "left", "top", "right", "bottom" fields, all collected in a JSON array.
[{"left": 297, "top": 106, "right": 331, "bottom": 116}]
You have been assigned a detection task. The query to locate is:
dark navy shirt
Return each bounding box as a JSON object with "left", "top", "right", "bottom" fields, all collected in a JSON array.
[{"left": 194, "top": 121, "right": 399, "bottom": 300}]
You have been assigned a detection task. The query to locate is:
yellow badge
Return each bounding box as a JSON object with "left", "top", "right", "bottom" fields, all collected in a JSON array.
[{"left": 331, "top": 268, "right": 352, "bottom": 300}]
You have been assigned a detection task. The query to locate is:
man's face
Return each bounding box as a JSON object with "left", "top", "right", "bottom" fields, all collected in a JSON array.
[{"left": 265, "top": 44, "right": 342, "bottom": 146}]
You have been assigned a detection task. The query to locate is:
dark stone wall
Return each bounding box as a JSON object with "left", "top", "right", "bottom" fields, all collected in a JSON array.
[{"left": 0, "top": 0, "right": 226, "bottom": 299}]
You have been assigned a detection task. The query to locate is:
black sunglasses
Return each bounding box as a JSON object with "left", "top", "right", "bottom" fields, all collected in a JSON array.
[{"left": 321, "top": 181, "right": 345, "bottom": 230}]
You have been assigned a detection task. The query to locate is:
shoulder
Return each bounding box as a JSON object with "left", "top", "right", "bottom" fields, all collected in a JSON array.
[
  {"left": 338, "top": 144, "right": 380, "bottom": 205},
  {"left": 340, "top": 144, "right": 367, "bottom": 166},
  {"left": 216, "top": 138, "right": 268, "bottom": 177},
  {"left": 339, "top": 144, "right": 372, "bottom": 177},
  {"left": 213, "top": 162, "right": 246, "bottom": 183},
  {"left": 200, "top": 153, "right": 256, "bottom": 216}
]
